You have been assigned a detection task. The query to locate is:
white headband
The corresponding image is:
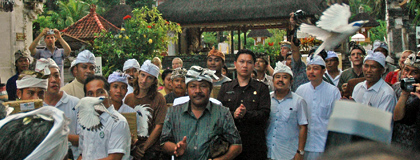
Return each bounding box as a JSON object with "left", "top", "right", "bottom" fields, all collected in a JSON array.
[
  {"left": 326, "top": 51, "right": 338, "bottom": 60},
  {"left": 140, "top": 60, "right": 160, "bottom": 78},
  {"left": 108, "top": 71, "right": 129, "bottom": 85},
  {"left": 185, "top": 66, "right": 219, "bottom": 85},
  {"left": 16, "top": 76, "right": 48, "bottom": 89},
  {"left": 75, "top": 50, "right": 96, "bottom": 65},
  {"left": 307, "top": 54, "right": 326, "bottom": 67},
  {"left": 123, "top": 59, "right": 141, "bottom": 71},
  {"left": 35, "top": 58, "right": 58, "bottom": 75},
  {"left": 364, "top": 51, "right": 386, "bottom": 68},
  {"left": 273, "top": 61, "right": 293, "bottom": 78},
  {"left": 0, "top": 106, "right": 70, "bottom": 159}
]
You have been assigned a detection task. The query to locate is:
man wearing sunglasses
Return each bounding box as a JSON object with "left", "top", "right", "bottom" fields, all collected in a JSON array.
[{"left": 61, "top": 50, "right": 96, "bottom": 99}]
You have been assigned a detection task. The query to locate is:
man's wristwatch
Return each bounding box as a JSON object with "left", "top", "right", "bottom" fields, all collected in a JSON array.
[{"left": 297, "top": 150, "right": 305, "bottom": 156}]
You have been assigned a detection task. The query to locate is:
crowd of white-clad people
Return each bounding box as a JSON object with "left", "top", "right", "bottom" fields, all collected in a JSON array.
[{"left": 2, "top": 18, "right": 420, "bottom": 160}]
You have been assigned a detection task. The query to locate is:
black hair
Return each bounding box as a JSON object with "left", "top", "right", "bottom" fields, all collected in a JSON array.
[
  {"left": 84, "top": 75, "right": 110, "bottom": 96},
  {"left": 0, "top": 103, "right": 6, "bottom": 120},
  {"left": 222, "top": 65, "right": 229, "bottom": 75},
  {"left": 0, "top": 116, "right": 54, "bottom": 159},
  {"left": 235, "top": 49, "right": 256, "bottom": 62},
  {"left": 161, "top": 69, "right": 173, "bottom": 81}
]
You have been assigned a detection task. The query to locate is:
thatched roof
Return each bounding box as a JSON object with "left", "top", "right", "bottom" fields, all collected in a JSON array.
[
  {"left": 158, "top": 0, "right": 328, "bottom": 28},
  {"left": 350, "top": 13, "right": 379, "bottom": 28},
  {"left": 247, "top": 29, "right": 272, "bottom": 37},
  {"left": 103, "top": 4, "right": 133, "bottom": 28}
]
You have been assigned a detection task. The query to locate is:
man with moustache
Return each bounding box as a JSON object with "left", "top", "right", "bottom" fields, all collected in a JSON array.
[
  {"left": 267, "top": 62, "right": 308, "bottom": 160},
  {"left": 61, "top": 50, "right": 96, "bottom": 99},
  {"left": 7, "top": 50, "right": 31, "bottom": 100},
  {"left": 161, "top": 66, "right": 242, "bottom": 159},
  {"left": 42, "top": 58, "right": 80, "bottom": 159},
  {"left": 217, "top": 49, "right": 270, "bottom": 160},
  {"left": 295, "top": 54, "right": 341, "bottom": 160},
  {"left": 123, "top": 59, "right": 141, "bottom": 97},
  {"left": 352, "top": 52, "right": 397, "bottom": 113},
  {"left": 207, "top": 48, "right": 231, "bottom": 86},
  {"left": 165, "top": 68, "right": 188, "bottom": 104}
]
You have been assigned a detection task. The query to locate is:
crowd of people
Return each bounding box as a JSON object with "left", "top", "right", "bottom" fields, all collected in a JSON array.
[{"left": 1, "top": 24, "right": 420, "bottom": 160}]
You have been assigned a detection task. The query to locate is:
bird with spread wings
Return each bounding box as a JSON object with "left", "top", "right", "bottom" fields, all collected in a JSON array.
[{"left": 299, "top": 3, "right": 369, "bottom": 55}]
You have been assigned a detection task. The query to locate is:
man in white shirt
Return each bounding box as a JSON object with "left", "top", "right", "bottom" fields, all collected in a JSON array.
[
  {"left": 123, "top": 59, "right": 141, "bottom": 97},
  {"left": 352, "top": 52, "right": 397, "bottom": 113},
  {"left": 295, "top": 54, "right": 341, "bottom": 160},
  {"left": 267, "top": 62, "right": 308, "bottom": 160},
  {"left": 42, "top": 58, "right": 80, "bottom": 159},
  {"left": 78, "top": 75, "right": 131, "bottom": 160},
  {"left": 324, "top": 51, "right": 342, "bottom": 86}
]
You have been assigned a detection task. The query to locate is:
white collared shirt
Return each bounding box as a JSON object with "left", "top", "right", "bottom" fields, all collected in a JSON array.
[
  {"left": 295, "top": 81, "right": 341, "bottom": 152},
  {"left": 78, "top": 105, "right": 131, "bottom": 160},
  {"left": 325, "top": 69, "right": 342, "bottom": 86},
  {"left": 118, "top": 103, "right": 135, "bottom": 113},
  {"left": 44, "top": 91, "right": 80, "bottom": 159},
  {"left": 352, "top": 78, "right": 397, "bottom": 113},
  {"left": 267, "top": 91, "right": 309, "bottom": 159}
]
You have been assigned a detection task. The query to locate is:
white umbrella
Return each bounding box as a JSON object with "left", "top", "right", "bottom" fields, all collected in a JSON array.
[{"left": 351, "top": 33, "right": 366, "bottom": 42}]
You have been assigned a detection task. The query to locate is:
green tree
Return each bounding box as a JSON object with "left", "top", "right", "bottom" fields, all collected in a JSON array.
[
  {"left": 93, "top": 7, "right": 182, "bottom": 77},
  {"left": 368, "top": 20, "right": 386, "bottom": 42},
  {"left": 408, "top": 0, "right": 420, "bottom": 25}
]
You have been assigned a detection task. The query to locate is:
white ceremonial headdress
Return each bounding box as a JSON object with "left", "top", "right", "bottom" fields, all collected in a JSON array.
[
  {"left": 16, "top": 71, "right": 48, "bottom": 89},
  {"left": 185, "top": 66, "right": 219, "bottom": 85},
  {"left": 140, "top": 60, "right": 160, "bottom": 78},
  {"left": 108, "top": 71, "right": 129, "bottom": 85},
  {"left": 70, "top": 50, "right": 96, "bottom": 76},
  {"left": 0, "top": 106, "right": 70, "bottom": 160},
  {"left": 123, "top": 59, "right": 141, "bottom": 72},
  {"left": 326, "top": 51, "right": 338, "bottom": 60},
  {"left": 307, "top": 54, "right": 326, "bottom": 67},
  {"left": 171, "top": 68, "right": 188, "bottom": 80},
  {"left": 35, "top": 58, "right": 58, "bottom": 75},
  {"left": 273, "top": 61, "right": 293, "bottom": 78},
  {"left": 364, "top": 51, "right": 386, "bottom": 68},
  {"left": 372, "top": 40, "right": 388, "bottom": 52}
]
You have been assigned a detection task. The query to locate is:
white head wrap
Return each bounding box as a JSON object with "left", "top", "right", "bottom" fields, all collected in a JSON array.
[
  {"left": 307, "top": 54, "right": 326, "bottom": 67},
  {"left": 123, "top": 59, "right": 141, "bottom": 72},
  {"left": 35, "top": 58, "right": 58, "bottom": 75},
  {"left": 140, "top": 60, "right": 160, "bottom": 78},
  {"left": 185, "top": 66, "right": 219, "bottom": 85},
  {"left": 326, "top": 51, "right": 338, "bottom": 60},
  {"left": 108, "top": 71, "right": 129, "bottom": 85},
  {"left": 70, "top": 50, "right": 96, "bottom": 76},
  {"left": 0, "top": 106, "right": 70, "bottom": 159},
  {"left": 273, "top": 61, "right": 293, "bottom": 78},
  {"left": 171, "top": 68, "right": 188, "bottom": 80},
  {"left": 16, "top": 73, "right": 48, "bottom": 89},
  {"left": 404, "top": 54, "right": 420, "bottom": 70},
  {"left": 364, "top": 51, "right": 386, "bottom": 68},
  {"left": 372, "top": 41, "right": 388, "bottom": 52}
]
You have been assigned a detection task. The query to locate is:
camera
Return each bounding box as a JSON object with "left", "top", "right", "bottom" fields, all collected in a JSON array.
[
  {"left": 46, "top": 29, "right": 54, "bottom": 35},
  {"left": 401, "top": 78, "right": 417, "bottom": 92}
]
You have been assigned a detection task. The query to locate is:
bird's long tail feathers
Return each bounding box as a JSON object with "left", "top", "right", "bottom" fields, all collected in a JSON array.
[
  {"left": 134, "top": 104, "right": 153, "bottom": 137},
  {"left": 314, "top": 42, "right": 326, "bottom": 55}
]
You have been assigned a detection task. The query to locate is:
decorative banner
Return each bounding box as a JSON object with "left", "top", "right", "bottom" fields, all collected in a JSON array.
[{"left": 95, "top": 57, "right": 102, "bottom": 76}]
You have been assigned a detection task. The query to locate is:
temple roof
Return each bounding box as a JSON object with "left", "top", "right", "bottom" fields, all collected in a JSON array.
[
  {"left": 247, "top": 29, "right": 272, "bottom": 37},
  {"left": 61, "top": 5, "right": 120, "bottom": 41},
  {"left": 158, "top": 0, "right": 328, "bottom": 30}
]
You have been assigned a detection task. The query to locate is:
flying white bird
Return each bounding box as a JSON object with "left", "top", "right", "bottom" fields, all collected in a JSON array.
[
  {"left": 134, "top": 104, "right": 152, "bottom": 137},
  {"left": 299, "top": 3, "right": 369, "bottom": 55},
  {"left": 75, "top": 96, "right": 118, "bottom": 131}
]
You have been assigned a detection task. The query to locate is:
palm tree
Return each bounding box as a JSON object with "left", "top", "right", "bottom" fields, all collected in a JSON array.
[{"left": 57, "top": 0, "right": 90, "bottom": 27}]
